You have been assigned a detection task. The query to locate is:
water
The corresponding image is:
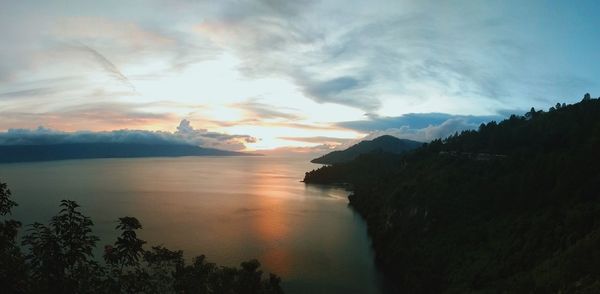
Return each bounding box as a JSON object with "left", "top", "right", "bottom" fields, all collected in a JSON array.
[{"left": 0, "top": 156, "right": 382, "bottom": 294}]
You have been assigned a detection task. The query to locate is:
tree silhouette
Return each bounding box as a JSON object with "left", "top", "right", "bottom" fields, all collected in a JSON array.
[
  {"left": 0, "top": 179, "right": 27, "bottom": 293},
  {"left": 22, "top": 200, "right": 101, "bottom": 293},
  {"left": 0, "top": 182, "right": 285, "bottom": 293},
  {"left": 0, "top": 181, "right": 16, "bottom": 216},
  {"left": 583, "top": 93, "right": 592, "bottom": 101},
  {"left": 106, "top": 217, "right": 146, "bottom": 270}
]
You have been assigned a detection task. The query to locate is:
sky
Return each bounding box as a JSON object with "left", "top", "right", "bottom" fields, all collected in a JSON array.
[{"left": 0, "top": 0, "right": 599, "bottom": 151}]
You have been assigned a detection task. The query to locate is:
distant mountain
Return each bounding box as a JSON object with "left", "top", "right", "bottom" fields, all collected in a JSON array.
[
  {"left": 311, "top": 135, "right": 423, "bottom": 164},
  {"left": 0, "top": 143, "right": 250, "bottom": 163}
]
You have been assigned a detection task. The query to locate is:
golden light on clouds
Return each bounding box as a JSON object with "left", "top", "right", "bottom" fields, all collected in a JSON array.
[{"left": 4, "top": 1, "right": 592, "bottom": 152}]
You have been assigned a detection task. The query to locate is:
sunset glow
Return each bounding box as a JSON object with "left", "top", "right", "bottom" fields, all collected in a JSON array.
[
  {"left": 2, "top": 2, "right": 600, "bottom": 294},
  {"left": 1, "top": 1, "right": 599, "bottom": 152}
]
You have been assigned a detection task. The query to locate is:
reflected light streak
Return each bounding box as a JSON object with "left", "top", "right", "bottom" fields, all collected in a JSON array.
[{"left": 249, "top": 163, "right": 294, "bottom": 276}]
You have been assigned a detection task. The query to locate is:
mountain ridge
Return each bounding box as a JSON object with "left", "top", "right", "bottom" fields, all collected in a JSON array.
[
  {"left": 310, "top": 135, "right": 423, "bottom": 164},
  {"left": 0, "top": 142, "right": 253, "bottom": 163}
]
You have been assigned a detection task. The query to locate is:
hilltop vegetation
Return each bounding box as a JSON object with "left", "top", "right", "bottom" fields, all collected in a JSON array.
[
  {"left": 0, "top": 182, "right": 283, "bottom": 294},
  {"left": 310, "top": 135, "right": 422, "bottom": 164},
  {"left": 305, "top": 94, "right": 600, "bottom": 293}
]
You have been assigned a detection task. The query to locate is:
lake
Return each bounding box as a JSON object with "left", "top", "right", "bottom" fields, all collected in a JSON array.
[{"left": 0, "top": 155, "right": 383, "bottom": 294}]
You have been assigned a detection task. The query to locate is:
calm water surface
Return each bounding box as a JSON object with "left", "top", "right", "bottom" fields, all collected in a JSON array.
[{"left": 0, "top": 156, "right": 382, "bottom": 294}]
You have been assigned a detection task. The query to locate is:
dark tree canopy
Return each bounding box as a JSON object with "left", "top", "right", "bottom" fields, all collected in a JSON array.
[
  {"left": 305, "top": 95, "right": 600, "bottom": 293},
  {"left": 0, "top": 180, "right": 284, "bottom": 294}
]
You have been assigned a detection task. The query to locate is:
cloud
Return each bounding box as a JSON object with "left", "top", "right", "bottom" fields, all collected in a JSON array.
[
  {"left": 189, "top": 0, "right": 599, "bottom": 113},
  {"left": 361, "top": 118, "right": 480, "bottom": 142},
  {"left": 0, "top": 77, "right": 83, "bottom": 102},
  {"left": 0, "top": 100, "right": 174, "bottom": 131},
  {"left": 234, "top": 100, "right": 303, "bottom": 120},
  {"left": 1, "top": 0, "right": 599, "bottom": 148},
  {"left": 338, "top": 113, "right": 505, "bottom": 132},
  {"left": 0, "top": 119, "right": 256, "bottom": 151},
  {"left": 0, "top": 127, "right": 181, "bottom": 146},
  {"left": 192, "top": 1, "right": 389, "bottom": 111},
  {"left": 0, "top": 87, "right": 64, "bottom": 99},
  {"left": 339, "top": 112, "right": 507, "bottom": 142},
  {"left": 300, "top": 76, "right": 379, "bottom": 110},
  {"left": 175, "top": 119, "right": 256, "bottom": 150},
  {"left": 267, "top": 114, "right": 499, "bottom": 153},
  {"left": 75, "top": 43, "right": 136, "bottom": 91},
  {"left": 191, "top": 1, "right": 484, "bottom": 111},
  {"left": 279, "top": 136, "right": 353, "bottom": 145},
  {"left": 255, "top": 144, "right": 338, "bottom": 156},
  {"left": 274, "top": 113, "right": 503, "bottom": 151},
  {"left": 53, "top": 16, "right": 219, "bottom": 75}
]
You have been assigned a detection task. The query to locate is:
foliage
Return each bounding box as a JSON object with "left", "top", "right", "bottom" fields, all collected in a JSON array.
[
  {"left": 305, "top": 94, "right": 600, "bottom": 293},
  {"left": 0, "top": 181, "right": 17, "bottom": 216},
  {"left": 0, "top": 181, "right": 27, "bottom": 293},
  {"left": 0, "top": 181, "right": 284, "bottom": 294},
  {"left": 21, "top": 200, "right": 103, "bottom": 293}
]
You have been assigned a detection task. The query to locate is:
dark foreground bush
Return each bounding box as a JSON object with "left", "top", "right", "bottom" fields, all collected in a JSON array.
[{"left": 0, "top": 181, "right": 283, "bottom": 294}]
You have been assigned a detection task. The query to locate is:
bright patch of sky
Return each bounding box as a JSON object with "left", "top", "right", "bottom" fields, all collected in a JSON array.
[{"left": 0, "top": 0, "right": 598, "bottom": 150}]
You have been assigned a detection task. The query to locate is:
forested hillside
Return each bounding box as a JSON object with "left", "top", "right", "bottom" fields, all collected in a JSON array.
[{"left": 305, "top": 94, "right": 600, "bottom": 293}]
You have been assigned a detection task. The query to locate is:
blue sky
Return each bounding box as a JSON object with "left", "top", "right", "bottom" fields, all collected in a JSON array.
[{"left": 0, "top": 0, "right": 598, "bottom": 151}]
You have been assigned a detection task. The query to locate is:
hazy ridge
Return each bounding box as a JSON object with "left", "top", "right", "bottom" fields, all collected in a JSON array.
[{"left": 0, "top": 143, "right": 250, "bottom": 163}]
